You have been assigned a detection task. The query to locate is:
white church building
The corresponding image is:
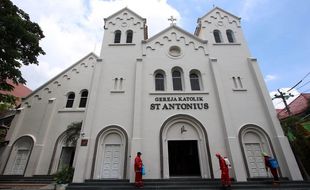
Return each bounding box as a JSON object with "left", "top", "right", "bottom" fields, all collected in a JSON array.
[{"left": 0, "top": 7, "right": 303, "bottom": 182}]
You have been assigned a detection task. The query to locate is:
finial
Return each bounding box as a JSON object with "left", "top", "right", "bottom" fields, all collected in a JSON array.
[{"left": 168, "top": 16, "right": 177, "bottom": 25}]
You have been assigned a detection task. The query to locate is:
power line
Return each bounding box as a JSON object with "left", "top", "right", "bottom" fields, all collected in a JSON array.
[
  {"left": 297, "top": 80, "right": 310, "bottom": 90},
  {"left": 301, "top": 71, "right": 310, "bottom": 81},
  {"left": 287, "top": 71, "right": 310, "bottom": 92}
]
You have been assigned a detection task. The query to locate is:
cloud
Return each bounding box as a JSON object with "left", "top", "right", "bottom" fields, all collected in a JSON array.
[
  {"left": 14, "top": 0, "right": 180, "bottom": 90},
  {"left": 264, "top": 74, "right": 277, "bottom": 82}
]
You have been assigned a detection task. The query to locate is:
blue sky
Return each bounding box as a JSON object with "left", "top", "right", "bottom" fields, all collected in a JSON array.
[
  {"left": 11, "top": 0, "right": 310, "bottom": 108},
  {"left": 167, "top": 0, "right": 310, "bottom": 92}
]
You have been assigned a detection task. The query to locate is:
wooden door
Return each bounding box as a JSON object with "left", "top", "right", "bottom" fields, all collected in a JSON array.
[
  {"left": 11, "top": 150, "right": 30, "bottom": 175},
  {"left": 100, "top": 144, "right": 121, "bottom": 178},
  {"left": 245, "top": 143, "right": 267, "bottom": 177}
]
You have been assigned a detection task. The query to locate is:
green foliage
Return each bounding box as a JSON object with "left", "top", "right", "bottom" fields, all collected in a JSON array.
[
  {"left": 65, "top": 121, "right": 82, "bottom": 146},
  {"left": 0, "top": 94, "right": 16, "bottom": 111},
  {"left": 281, "top": 116, "right": 310, "bottom": 177},
  {"left": 302, "top": 121, "right": 310, "bottom": 132},
  {"left": 53, "top": 167, "right": 74, "bottom": 184},
  {"left": 0, "top": 0, "right": 45, "bottom": 94}
]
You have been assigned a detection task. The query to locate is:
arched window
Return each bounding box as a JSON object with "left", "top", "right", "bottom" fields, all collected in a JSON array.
[
  {"left": 213, "top": 30, "right": 222, "bottom": 43},
  {"left": 126, "top": 30, "right": 133, "bottom": 43},
  {"left": 239, "top": 125, "right": 274, "bottom": 178},
  {"left": 155, "top": 72, "right": 165, "bottom": 91},
  {"left": 190, "top": 72, "right": 201, "bottom": 91},
  {"left": 79, "top": 90, "right": 88, "bottom": 108},
  {"left": 172, "top": 69, "right": 183, "bottom": 91},
  {"left": 50, "top": 122, "right": 82, "bottom": 173},
  {"left": 226, "top": 29, "right": 235, "bottom": 43},
  {"left": 4, "top": 136, "right": 34, "bottom": 175},
  {"left": 66, "top": 92, "right": 75, "bottom": 108},
  {"left": 114, "top": 30, "right": 121, "bottom": 43}
]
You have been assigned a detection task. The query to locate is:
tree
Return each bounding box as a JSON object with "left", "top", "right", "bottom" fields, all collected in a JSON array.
[
  {"left": 0, "top": 0, "right": 45, "bottom": 106},
  {"left": 65, "top": 121, "right": 82, "bottom": 146}
]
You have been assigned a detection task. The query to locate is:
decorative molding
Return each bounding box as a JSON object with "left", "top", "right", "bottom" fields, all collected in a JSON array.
[
  {"left": 204, "top": 11, "right": 240, "bottom": 28},
  {"left": 105, "top": 11, "right": 145, "bottom": 30},
  {"left": 248, "top": 57, "right": 257, "bottom": 62},
  {"left": 110, "top": 90, "right": 125, "bottom": 93},
  {"left": 58, "top": 108, "right": 85, "bottom": 113},
  {"left": 213, "top": 43, "right": 241, "bottom": 46},
  {"left": 44, "top": 88, "right": 52, "bottom": 93},
  {"left": 109, "top": 43, "right": 136, "bottom": 46},
  {"left": 48, "top": 98, "right": 56, "bottom": 103},
  {"left": 232, "top": 89, "right": 247, "bottom": 92},
  {"left": 149, "top": 91, "right": 209, "bottom": 95},
  {"left": 34, "top": 94, "right": 41, "bottom": 100},
  {"left": 144, "top": 31, "right": 208, "bottom": 56}
]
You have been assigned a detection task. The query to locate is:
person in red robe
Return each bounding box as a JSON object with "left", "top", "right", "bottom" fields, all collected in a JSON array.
[
  {"left": 134, "top": 152, "right": 143, "bottom": 188},
  {"left": 216, "top": 153, "right": 231, "bottom": 187}
]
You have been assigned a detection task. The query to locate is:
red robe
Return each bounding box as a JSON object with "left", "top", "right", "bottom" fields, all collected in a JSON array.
[
  {"left": 217, "top": 155, "right": 231, "bottom": 186},
  {"left": 134, "top": 155, "right": 143, "bottom": 187}
]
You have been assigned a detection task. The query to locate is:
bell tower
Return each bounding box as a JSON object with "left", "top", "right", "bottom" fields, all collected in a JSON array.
[
  {"left": 194, "top": 7, "right": 250, "bottom": 56},
  {"left": 100, "top": 7, "right": 147, "bottom": 57}
]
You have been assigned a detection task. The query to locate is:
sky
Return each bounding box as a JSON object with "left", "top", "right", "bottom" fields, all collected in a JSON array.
[{"left": 10, "top": 0, "right": 310, "bottom": 109}]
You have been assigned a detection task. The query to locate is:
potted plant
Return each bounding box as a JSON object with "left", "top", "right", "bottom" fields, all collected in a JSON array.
[{"left": 54, "top": 166, "right": 74, "bottom": 190}]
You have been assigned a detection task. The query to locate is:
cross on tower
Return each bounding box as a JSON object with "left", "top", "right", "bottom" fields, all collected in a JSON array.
[{"left": 168, "top": 16, "right": 177, "bottom": 25}]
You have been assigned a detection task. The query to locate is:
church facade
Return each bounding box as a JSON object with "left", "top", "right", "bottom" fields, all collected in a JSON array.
[{"left": 0, "top": 7, "right": 303, "bottom": 182}]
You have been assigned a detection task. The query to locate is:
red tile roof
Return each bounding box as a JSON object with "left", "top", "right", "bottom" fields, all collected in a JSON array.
[
  {"left": 277, "top": 93, "right": 310, "bottom": 119},
  {"left": 0, "top": 80, "right": 32, "bottom": 106}
]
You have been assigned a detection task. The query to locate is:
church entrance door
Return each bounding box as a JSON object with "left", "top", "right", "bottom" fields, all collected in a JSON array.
[
  {"left": 245, "top": 143, "right": 267, "bottom": 177},
  {"left": 168, "top": 140, "right": 201, "bottom": 176},
  {"left": 100, "top": 144, "right": 121, "bottom": 178}
]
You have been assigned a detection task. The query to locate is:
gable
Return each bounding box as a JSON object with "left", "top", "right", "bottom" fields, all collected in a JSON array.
[
  {"left": 22, "top": 53, "right": 98, "bottom": 104},
  {"left": 198, "top": 7, "right": 241, "bottom": 28},
  {"left": 142, "top": 25, "right": 208, "bottom": 56},
  {"left": 104, "top": 7, "right": 146, "bottom": 30}
]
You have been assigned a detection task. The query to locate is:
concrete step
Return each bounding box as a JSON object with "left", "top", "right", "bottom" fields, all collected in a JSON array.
[
  {"left": 66, "top": 178, "right": 310, "bottom": 190},
  {"left": 0, "top": 175, "right": 54, "bottom": 183},
  {"left": 0, "top": 175, "right": 55, "bottom": 189}
]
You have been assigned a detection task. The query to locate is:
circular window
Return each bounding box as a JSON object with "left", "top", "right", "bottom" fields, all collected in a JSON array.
[{"left": 169, "top": 46, "right": 181, "bottom": 57}]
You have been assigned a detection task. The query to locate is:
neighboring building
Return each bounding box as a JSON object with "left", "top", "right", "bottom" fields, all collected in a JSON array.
[
  {"left": 0, "top": 80, "right": 32, "bottom": 106},
  {"left": 277, "top": 93, "right": 310, "bottom": 120},
  {"left": 0, "top": 81, "right": 32, "bottom": 164},
  {"left": 0, "top": 7, "right": 303, "bottom": 182}
]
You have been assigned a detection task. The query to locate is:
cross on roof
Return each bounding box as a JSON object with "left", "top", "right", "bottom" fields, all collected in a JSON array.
[{"left": 168, "top": 16, "right": 177, "bottom": 25}]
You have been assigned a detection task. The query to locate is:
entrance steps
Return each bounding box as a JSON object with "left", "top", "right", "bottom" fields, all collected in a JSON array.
[
  {"left": 66, "top": 178, "right": 310, "bottom": 190},
  {"left": 0, "top": 175, "right": 54, "bottom": 189}
]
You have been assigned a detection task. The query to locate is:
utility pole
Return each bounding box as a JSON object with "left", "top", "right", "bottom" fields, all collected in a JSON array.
[{"left": 273, "top": 89, "right": 294, "bottom": 115}]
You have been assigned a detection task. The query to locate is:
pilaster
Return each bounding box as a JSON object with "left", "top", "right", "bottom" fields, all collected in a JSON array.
[
  {"left": 247, "top": 58, "right": 303, "bottom": 180},
  {"left": 72, "top": 59, "right": 104, "bottom": 182},
  {"left": 209, "top": 58, "right": 247, "bottom": 181},
  {"left": 129, "top": 58, "right": 143, "bottom": 182}
]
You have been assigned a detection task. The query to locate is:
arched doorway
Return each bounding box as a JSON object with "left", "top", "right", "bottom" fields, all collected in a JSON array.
[
  {"left": 92, "top": 126, "right": 128, "bottom": 179},
  {"left": 49, "top": 123, "right": 81, "bottom": 174},
  {"left": 4, "top": 136, "right": 34, "bottom": 175},
  {"left": 160, "top": 115, "right": 213, "bottom": 179},
  {"left": 239, "top": 125, "right": 275, "bottom": 178}
]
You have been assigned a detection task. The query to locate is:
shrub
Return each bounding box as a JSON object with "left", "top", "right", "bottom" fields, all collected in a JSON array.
[{"left": 54, "top": 167, "right": 74, "bottom": 184}]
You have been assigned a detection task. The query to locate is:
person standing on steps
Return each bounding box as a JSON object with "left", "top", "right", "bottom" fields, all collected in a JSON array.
[
  {"left": 216, "top": 153, "right": 231, "bottom": 188},
  {"left": 262, "top": 152, "right": 279, "bottom": 183},
  {"left": 134, "top": 152, "right": 144, "bottom": 188}
]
